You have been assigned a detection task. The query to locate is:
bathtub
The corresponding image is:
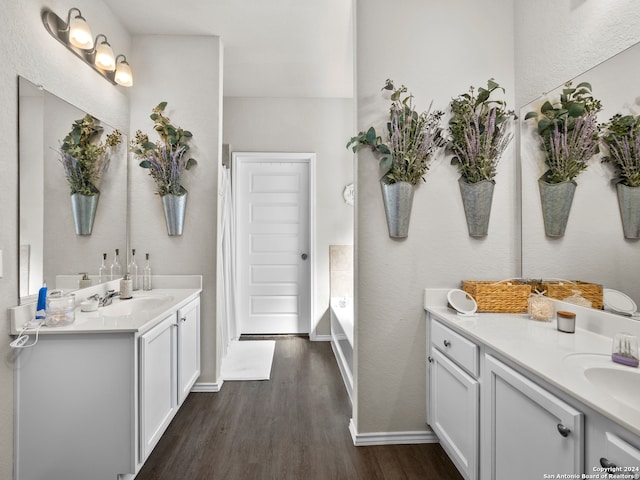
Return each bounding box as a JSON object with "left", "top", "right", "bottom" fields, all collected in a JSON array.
[{"left": 330, "top": 297, "right": 353, "bottom": 402}]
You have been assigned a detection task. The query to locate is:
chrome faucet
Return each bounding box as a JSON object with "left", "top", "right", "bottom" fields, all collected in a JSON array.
[{"left": 97, "top": 290, "right": 120, "bottom": 307}]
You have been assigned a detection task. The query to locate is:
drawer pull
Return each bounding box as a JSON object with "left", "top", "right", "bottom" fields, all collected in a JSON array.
[
  {"left": 443, "top": 339, "right": 451, "bottom": 348},
  {"left": 556, "top": 424, "right": 571, "bottom": 437},
  {"left": 600, "top": 457, "right": 617, "bottom": 473}
]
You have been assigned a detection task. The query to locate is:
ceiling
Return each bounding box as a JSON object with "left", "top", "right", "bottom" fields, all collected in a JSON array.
[{"left": 103, "top": 0, "right": 354, "bottom": 98}]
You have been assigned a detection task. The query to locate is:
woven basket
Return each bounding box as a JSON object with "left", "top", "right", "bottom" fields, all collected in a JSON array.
[
  {"left": 461, "top": 280, "right": 532, "bottom": 313},
  {"left": 539, "top": 281, "right": 603, "bottom": 310}
]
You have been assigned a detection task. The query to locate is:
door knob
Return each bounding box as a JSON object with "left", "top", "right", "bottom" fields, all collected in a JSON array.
[
  {"left": 556, "top": 423, "right": 571, "bottom": 437},
  {"left": 301, "top": 253, "right": 308, "bottom": 260}
]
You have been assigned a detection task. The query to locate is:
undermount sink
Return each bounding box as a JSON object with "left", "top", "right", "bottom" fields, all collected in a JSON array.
[
  {"left": 563, "top": 353, "right": 640, "bottom": 409},
  {"left": 100, "top": 294, "right": 174, "bottom": 318}
]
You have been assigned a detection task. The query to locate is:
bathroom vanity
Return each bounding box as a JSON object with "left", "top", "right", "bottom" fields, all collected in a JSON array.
[
  {"left": 425, "top": 289, "right": 640, "bottom": 480},
  {"left": 10, "top": 278, "right": 202, "bottom": 480}
]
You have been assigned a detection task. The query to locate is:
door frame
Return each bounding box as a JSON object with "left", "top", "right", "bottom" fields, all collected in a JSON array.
[{"left": 231, "top": 152, "right": 316, "bottom": 337}]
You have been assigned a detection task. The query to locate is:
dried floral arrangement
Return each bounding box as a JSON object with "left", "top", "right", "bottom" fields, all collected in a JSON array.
[
  {"left": 447, "top": 79, "right": 515, "bottom": 184},
  {"left": 130, "top": 102, "right": 197, "bottom": 196},
  {"left": 347, "top": 79, "right": 445, "bottom": 185},
  {"left": 525, "top": 82, "right": 602, "bottom": 184},
  {"left": 58, "top": 114, "right": 122, "bottom": 196},
  {"left": 601, "top": 113, "right": 640, "bottom": 187}
]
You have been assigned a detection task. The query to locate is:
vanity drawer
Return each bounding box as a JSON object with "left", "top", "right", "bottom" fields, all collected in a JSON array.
[{"left": 431, "top": 319, "right": 479, "bottom": 377}]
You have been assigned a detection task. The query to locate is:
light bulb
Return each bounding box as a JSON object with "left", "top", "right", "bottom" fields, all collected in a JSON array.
[
  {"left": 68, "top": 14, "right": 93, "bottom": 49},
  {"left": 95, "top": 40, "right": 115, "bottom": 71},
  {"left": 115, "top": 59, "right": 133, "bottom": 87}
]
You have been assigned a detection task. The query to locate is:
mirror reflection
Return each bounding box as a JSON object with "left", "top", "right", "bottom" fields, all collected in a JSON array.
[
  {"left": 19, "top": 76, "right": 127, "bottom": 302},
  {"left": 520, "top": 42, "right": 640, "bottom": 309}
]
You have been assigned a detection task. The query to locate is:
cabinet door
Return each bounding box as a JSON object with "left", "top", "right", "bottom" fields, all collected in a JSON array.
[
  {"left": 483, "top": 355, "right": 583, "bottom": 480},
  {"left": 178, "top": 297, "right": 201, "bottom": 405},
  {"left": 588, "top": 428, "right": 640, "bottom": 480},
  {"left": 429, "top": 348, "right": 479, "bottom": 480},
  {"left": 140, "top": 314, "right": 178, "bottom": 461}
]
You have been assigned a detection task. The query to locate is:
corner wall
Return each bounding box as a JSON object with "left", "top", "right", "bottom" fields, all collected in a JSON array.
[
  {"left": 1, "top": 1, "right": 130, "bottom": 477},
  {"left": 129, "top": 35, "right": 222, "bottom": 383},
  {"left": 353, "top": 0, "right": 517, "bottom": 434}
]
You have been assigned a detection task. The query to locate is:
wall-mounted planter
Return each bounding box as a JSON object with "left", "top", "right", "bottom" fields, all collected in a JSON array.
[
  {"left": 161, "top": 187, "right": 188, "bottom": 236},
  {"left": 616, "top": 183, "right": 640, "bottom": 239},
  {"left": 71, "top": 192, "right": 99, "bottom": 235},
  {"left": 538, "top": 178, "right": 576, "bottom": 237},
  {"left": 380, "top": 179, "right": 414, "bottom": 238},
  {"left": 459, "top": 178, "right": 495, "bottom": 237}
]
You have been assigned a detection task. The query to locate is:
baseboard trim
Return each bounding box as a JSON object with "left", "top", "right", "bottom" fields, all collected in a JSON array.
[
  {"left": 310, "top": 333, "right": 331, "bottom": 342},
  {"left": 191, "top": 381, "right": 223, "bottom": 392},
  {"left": 348, "top": 419, "right": 439, "bottom": 446}
]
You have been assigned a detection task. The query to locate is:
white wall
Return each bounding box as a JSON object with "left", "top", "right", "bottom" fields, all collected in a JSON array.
[
  {"left": 1, "top": 1, "right": 130, "bottom": 477},
  {"left": 223, "top": 97, "right": 354, "bottom": 336},
  {"left": 352, "top": 0, "right": 640, "bottom": 437},
  {"left": 129, "top": 35, "right": 222, "bottom": 383},
  {"left": 514, "top": 0, "right": 640, "bottom": 108},
  {"left": 354, "top": 0, "right": 517, "bottom": 434}
]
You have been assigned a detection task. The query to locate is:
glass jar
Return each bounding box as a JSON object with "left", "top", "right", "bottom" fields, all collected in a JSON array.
[
  {"left": 528, "top": 292, "right": 554, "bottom": 321},
  {"left": 45, "top": 290, "right": 75, "bottom": 327}
]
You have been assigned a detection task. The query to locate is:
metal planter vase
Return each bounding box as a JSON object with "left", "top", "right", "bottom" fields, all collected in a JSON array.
[
  {"left": 459, "top": 178, "right": 495, "bottom": 237},
  {"left": 616, "top": 183, "right": 640, "bottom": 239},
  {"left": 538, "top": 178, "right": 577, "bottom": 237},
  {"left": 380, "top": 180, "right": 415, "bottom": 238},
  {"left": 161, "top": 189, "right": 188, "bottom": 236},
  {"left": 71, "top": 192, "right": 99, "bottom": 235}
]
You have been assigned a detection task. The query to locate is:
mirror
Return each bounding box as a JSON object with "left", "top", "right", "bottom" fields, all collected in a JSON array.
[
  {"left": 18, "top": 76, "right": 128, "bottom": 302},
  {"left": 447, "top": 289, "right": 478, "bottom": 316},
  {"left": 520, "top": 42, "right": 640, "bottom": 308}
]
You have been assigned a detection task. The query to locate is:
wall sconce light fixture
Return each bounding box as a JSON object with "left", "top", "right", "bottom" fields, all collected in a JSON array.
[{"left": 42, "top": 7, "right": 133, "bottom": 87}]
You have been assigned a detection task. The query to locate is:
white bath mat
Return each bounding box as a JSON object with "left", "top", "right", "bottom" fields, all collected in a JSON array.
[{"left": 221, "top": 340, "right": 276, "bottom": 381}]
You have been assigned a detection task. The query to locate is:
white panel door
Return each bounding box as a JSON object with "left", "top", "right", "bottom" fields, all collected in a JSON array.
[{"left": 234, "top": 153, "right": 311, "bottom": 334}]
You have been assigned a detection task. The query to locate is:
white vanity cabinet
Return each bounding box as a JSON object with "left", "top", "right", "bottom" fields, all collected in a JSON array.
[
  {"left": 14, "top": 291, "right": 201, "bottom": 480},
  {"left": 140, "top": 296, "right": 201, "bottom": 461},
  {"left": 586, "top": 413, "right": 640, "bottom": 479},
  {"left": 482, "top": 354, "right": 583, "bottom": 480},
  {"left": 177, "top": 298, "right": 201, "bottom": 404},
  {"left": 425, "top": 306, "right": 640, "bottom": 480},
  {"left": 140, "top": 313, "right": 179, "bottom": 460},
  {"left": 427, "top": 319, "right": 479, "bottom": 480}
]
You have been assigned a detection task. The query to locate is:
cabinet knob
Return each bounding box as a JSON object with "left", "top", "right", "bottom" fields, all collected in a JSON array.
[
  {"left": 556, "top": 423, "right": 571, "bottom": 437},
  {"left": 427, "top": 356, "right": 433, "bottom": 363},
  {"left": 443, "top": 340, "right": 451, "bottom": 348},
  {"left": 180, "top": 317, "right": 187, "bottom": 322},
  {"left": 600, "top": 457, "right": 617, "bottom": 473}
]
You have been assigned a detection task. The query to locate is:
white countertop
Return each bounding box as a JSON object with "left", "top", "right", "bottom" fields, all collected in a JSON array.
[
  {"left": 425, "top": 303, "right": 640, "bottom": 438},
  {"left": 11, "top": 288, "right": 201, "bottom": 335}
]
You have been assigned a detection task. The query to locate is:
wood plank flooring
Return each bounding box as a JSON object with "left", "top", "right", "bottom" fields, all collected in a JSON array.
[{"left": 135, "top": 336, "right": 463, "bottom": 480}]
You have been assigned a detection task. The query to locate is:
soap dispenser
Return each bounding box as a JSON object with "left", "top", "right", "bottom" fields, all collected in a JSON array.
[
  {"left": 120, "top": 273, "right": 133, "bottom": 300},
  {"left": 79, "top": 272, "right": 92, "bottom": 289}
]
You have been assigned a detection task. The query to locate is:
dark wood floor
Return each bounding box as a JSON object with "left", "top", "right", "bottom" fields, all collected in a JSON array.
[{"left": 136, "top": 336, "right": 463, "bottom": 480}]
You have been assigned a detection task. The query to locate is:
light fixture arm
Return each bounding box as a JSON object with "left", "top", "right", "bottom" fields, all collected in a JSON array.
[{"left": 62, "top": 8, "right": 82, "bottom": 32}]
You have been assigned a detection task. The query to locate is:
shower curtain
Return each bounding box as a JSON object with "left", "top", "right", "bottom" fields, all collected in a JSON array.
[{"left": 218, "top": 166, "right": 238, "bottom": 358}]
